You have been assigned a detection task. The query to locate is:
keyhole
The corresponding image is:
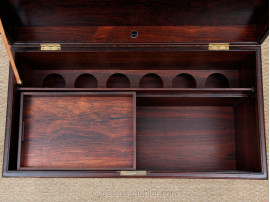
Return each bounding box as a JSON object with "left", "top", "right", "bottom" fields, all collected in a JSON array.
[{"left": 130, "top": 30, "right": 138, "bottom": 38}]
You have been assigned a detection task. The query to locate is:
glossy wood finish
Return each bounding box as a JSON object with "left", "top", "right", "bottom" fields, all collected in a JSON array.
[
  {"left": 29, "top": 70, "right": 239, "bottom": 89},
  {"left": 17, "top": 88, "right": 253, "bottom": 99},
  {"left": 2, "top": 0, "right": 266, "bottom": 26},
  {"left": 137, "top": 106, "right": 236, "bottom": 170},
  {"left": 15, "top": 51, "right": 256, "bottom": 70},
  {"left": 0, "top": 0, "right": 268, "bottom": 178},
  {"left": 42, "top": 73, "right": 66, "bottom": 88},
  {"left": 2, "top": 46, "right": 267, "bottom": 179},
  {"left": 234, "top": 97, "right": 261, "bottom": 172},
  {"left": 17, "top": 92, "right": 136, "bottom": 170},
  {"left": 136, "top": 95, "right": 262, "bottom": 173},
  {"left": 74, "top": 74, "right": 98, "bottom": 88},
  {"left": 107, "top": 73, "right": 130, "bottom": 88},
  {"left": 172, "top": 74, "right": 197, "bottom": 88},
  {"left": 0, "top": 0, "right": 268, "bottom": 44},
  {"left": 12, "top": 26, "right": 258, "bottom": 44},
  {"left": 14, "top": 50, "right": 257, "bottom": 89}
]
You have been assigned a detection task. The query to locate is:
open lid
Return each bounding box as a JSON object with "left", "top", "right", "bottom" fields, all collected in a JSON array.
[{"left": 0, "top": 0, "right": 269, "bottom": 45}]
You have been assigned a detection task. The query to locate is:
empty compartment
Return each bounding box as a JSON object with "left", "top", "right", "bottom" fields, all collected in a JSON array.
[
  {"left": 107, "top": 73, "right": 130, "bottom": 88},
  {"left": 136, "top": 96, "right": 262, "bottom": 172},
  {"left": 18, "top": 92, "right": 136, "bottom": 170},
  {"left": 74, "top": 74, "right": 98, "bottom": 88},
  {"left": 205, "top": 73, "right": 230, "bottom": 88},
  {"left": 139, "top": 73, "right": 163, "bottom": 88},
  {"left": 172, "top": 73, "right": 197, "bottom": 88},
  {"left": 42, "top": 73, "right": 66, "bottom": 88}
]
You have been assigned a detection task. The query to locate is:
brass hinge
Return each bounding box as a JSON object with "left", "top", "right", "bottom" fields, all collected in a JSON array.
[
  {"left": 40, "top": 44, "right": 61, "bottom": 51},
  {"left": 208, "top": 43, "right": 230, "bottom": 50},
  {"left": 120, "top": 171, "right": 147, "bottom": 176}
]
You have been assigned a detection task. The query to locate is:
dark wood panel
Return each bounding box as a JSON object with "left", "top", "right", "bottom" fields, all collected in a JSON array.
[
  {"left": 14, "top": 26, "right": 257, "bottom": 43},
  {"left": 234, "top": 97, "right": 261, "bottom": 172},
  {"left": 2, "top": 0, "right": 267, "bottom": 26},
  {"left": 18, "top": 92, "right": 136, "bottom": 170},
  {"left": 16, "top": 51, "right": 255, "bottom": 70},
  {"left": 3, "top": 67, "right": 19, "bottom": 171},
  {"left": 2, "top": 170, "right": 267, "bottom": 179},
  {"left": 2, "top": 46, "right": 267, "bottom": 179},
  {"left": 136, "top": 97, "right": 247, "bottom": 106},
  {"left": 14, "top": 50, "right": 257, "bottom": 89},
  {"left": 1, "top": 0, "right": 268, "bottom": 43},
  {"left": 137, "top": 106, "right": 236, "bottom": 170},
  {"left": 30, "top": 69, "right": 240, "bottom": 88}
]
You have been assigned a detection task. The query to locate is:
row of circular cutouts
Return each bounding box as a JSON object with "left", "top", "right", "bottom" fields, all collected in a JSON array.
[{"left": 42, "top": 73, "right": 230, "bottom": 88}]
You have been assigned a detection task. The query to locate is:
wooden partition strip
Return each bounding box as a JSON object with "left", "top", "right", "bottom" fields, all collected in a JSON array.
[{"left": 0, "top": 19, "right": 22, "bottom": 84}]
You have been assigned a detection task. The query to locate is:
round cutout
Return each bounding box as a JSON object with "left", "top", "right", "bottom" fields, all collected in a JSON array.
[
  {"left": 139, "top": 73, "right": 163, "bottom": 88},
  {"left": 205, "top": 73, "right": 229, "bottom": 88},
  {"left": 42, "top": 73, "right": 66, "bottom": 88},
  {"left": 74, "top": 74, "right": 98, "bottom": 88},
  {"left": 172, "top": 73, "right": 197, "bottom": 88},
  {"left": 106, "top": 73, "right": 130, "bottom": 88}
]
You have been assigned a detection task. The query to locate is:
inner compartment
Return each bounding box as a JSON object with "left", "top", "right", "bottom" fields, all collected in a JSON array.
[
  {"left": 6, "top": 49, "right": 263, "bottom": 176},
  {"left": 136, "top": 96, "right": 261, "bottom": 172},
  {"left": 15, "top": 51, "right": 257, "bottom": 89}
]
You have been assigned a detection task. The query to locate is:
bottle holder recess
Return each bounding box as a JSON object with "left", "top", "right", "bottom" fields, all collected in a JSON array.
[
  {"left": 172, "top": 73, "right": 197, "bottom": 88},
  {"left": 42, "top": 73, "right": 66, "bottom": 88},
  {"left": 205, "top": 73, "right": 230, "bottom": 88},
  {"left": 38, "top": 71, "right": 233, "bottom": 89},
  {"left": 74, "top": 74, "right": 98, "bottom": 88},
  {"left": 139, "top": 73, "right": 164, "bottom": 88},
  {"left": 107, "top": 73, "right": 131, "bottom": 88}
]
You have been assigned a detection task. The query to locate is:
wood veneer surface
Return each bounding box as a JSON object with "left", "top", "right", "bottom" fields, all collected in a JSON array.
[
  {"left": 0, "top": 0, "right": 268, "bottom": 43},
  {"left": 0, "top": 35, "right": 268, "bottom": 202},
  {"left": 20, "top": 93, "right": 135, "bottom": 169},
  {"left": 137, "top": 106, "right": 236, "bottom": 170}
]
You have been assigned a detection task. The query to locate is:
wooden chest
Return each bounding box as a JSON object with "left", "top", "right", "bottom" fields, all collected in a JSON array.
[{"left": 1, "top": 0, "right": 268, "bottom": 178}]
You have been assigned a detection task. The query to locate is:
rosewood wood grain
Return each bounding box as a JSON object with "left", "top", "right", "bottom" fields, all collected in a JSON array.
[
  {"left": 15, "top": 51, "right": 256, "bottom": 71},
  {"left": 42, "top": 73, "right": 66, "bottom": 88},
  {"left": 17, "top": 88, "right": 253, "bottom": 99},
  {"left": 3, "top": 67, "right": 19, "bottom": 172},
  {"left": 137, "top": 106, "right": 236, "bottom": 170},
  {"left": 107, "top": 73, "right": 131, "bottom": 88},
  {"left": 0, "top": 0, "right": 268, "bottom": 44},
  {"left": 2, "top": 45, "right": 267, "bottom": 179},
  {"left": 29, "top": 70, "right": 239, "bottom": 89},
  {"left": 139, "top": 73, "right": 164, "bottom": 88},
  {"left": 13, "top": 50, "right": 256, "bottom": 88},
  {"left": 172, "top": 74, "right": 197, "bottom": 88},
  {"left": 13, "top": 26, "right": 257, "bottom": 44},
  {"left": 136, "top": 97, "right": 247, "bottom": 106},
  {"left": 2, "top": 0, "right": 267, "bottom": 26},
  {"left": 234, "top": 97, "right": 261, "bottom": 172},
  {"left": 205, "top": 73, "right": 230, "bottom": 88},
  {"left": 17, "top": 92, "right": 136, "bottom": 170},
  {"left": 74, "top": 74, "right": 98, "bottom": 88}
]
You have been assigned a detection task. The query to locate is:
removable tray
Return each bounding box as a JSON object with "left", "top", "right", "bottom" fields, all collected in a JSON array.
[{"left": 17, "top": 92, "right": 136, "bottom": 170}]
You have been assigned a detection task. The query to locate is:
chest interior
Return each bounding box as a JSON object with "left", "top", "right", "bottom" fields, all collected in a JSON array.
[{"left": 1, "top": 0, "right": 268, "bottom": 178}]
